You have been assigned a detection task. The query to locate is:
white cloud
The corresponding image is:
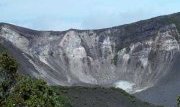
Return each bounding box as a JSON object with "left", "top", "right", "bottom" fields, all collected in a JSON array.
[{"left": 0, "top": 0, "right": 180, "bottom": 30}]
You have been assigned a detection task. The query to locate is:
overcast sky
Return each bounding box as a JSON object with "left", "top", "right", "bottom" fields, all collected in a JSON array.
[{"left": 0, "top": 0, "right": 180, "bottom": 30}]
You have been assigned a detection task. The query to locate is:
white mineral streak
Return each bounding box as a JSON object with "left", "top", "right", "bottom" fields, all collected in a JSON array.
[
  {"left": 0, "top": 26, "right": 29, "bottom": 54},
  {"left": 0, "top": 24, "right": 179, "bottom": 93},
  {"left": 60, "top": 31, "right": 97, "bottom": 84}
]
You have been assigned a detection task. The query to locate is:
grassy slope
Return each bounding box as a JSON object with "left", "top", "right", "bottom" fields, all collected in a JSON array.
[{"left": 52, "top": 86, "right": 162, "bottom": 107}]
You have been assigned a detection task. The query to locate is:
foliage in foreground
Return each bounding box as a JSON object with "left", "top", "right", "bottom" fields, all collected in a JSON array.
[
  {"left": 0, "top": 52, "right": 71, "bottom": 107},
  {"left": 177, "top": 96, "right": 180, "bottom": 107}
]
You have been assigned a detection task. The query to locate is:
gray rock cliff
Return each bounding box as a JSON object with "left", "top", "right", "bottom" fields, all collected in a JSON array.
[{"left": 0, "top": 13, "right": 180, "bottom": 95}]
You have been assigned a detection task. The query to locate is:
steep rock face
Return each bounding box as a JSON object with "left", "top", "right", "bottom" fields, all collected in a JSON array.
[{"left": 0, "top": 13, "right": 180, "bottom": 93}]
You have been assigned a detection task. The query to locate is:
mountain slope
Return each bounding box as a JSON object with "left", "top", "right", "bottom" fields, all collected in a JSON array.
[
  {"left": 0, "top": 13, "right": 180, "bottom": 91},
  {"left": 135, "top": 53, "right": 180, "bottom": 107},
  {"left": 0, "top": 44, "right": 159, "bottom": 107},
  {"left": 0, "top": 12, "right": 180, "bottom": 106},
  {"left": 52, "top": 86, "right": 161, "bottom": 107}
]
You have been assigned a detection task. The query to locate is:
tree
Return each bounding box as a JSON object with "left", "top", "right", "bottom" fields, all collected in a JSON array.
[
  {"left": 0, "top": 53, "right": 71, "bottom": 107},
  {"left": 5, "top": 76, "right": 71, "bottom": 107},
  {"left": 0, "top": 52, "right": 18, "bottom": 75},
  {"left": 0, "top": 52, "right": 18, "bottom": 105},
  {"left": 0, "top": 52, "right": 18, "bottom": 83}
]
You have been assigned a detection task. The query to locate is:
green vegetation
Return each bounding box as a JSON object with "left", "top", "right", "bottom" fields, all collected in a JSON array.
[
  {"left": 52, "top": 86, "right": 161, "bottom": 107},
  {"left": 0, "top": 45, "right": 161, "bottom": 107},
  {"left": 0, "top": 53, "right": 18, "bottom": 75},
  {"left": 0, "top": 52, "right": 71, "bottom": 107},
  {"left": 177, "top": 96, "right": 180, "bottom": 107}
]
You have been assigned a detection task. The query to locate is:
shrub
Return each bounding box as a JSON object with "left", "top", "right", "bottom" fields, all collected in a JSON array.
[{"left": 0, "top": 53, "right": 71, "bottom": 107}]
